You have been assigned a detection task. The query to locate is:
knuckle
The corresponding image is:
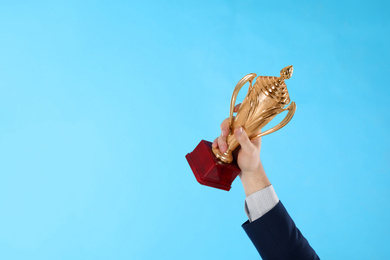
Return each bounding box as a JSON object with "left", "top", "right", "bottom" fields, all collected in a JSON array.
[{"left": 221, "top": 118, "right": 229, "bottom": 127}]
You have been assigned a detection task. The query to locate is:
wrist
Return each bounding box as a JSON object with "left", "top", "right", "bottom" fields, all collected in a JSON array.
[{"left": 239, "top": 164, "right": 270, "bottom": 196}]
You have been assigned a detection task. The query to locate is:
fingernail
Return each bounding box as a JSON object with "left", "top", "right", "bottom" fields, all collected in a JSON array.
[
  {"left": 221, "top": 129, "right": 226, "bottom": 137},
  {"left": 236, "top": 127, "right": 243, "bottom": 135}
]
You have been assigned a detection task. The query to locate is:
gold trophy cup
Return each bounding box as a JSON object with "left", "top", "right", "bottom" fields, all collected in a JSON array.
[
  {"left": 186, "top": 66, "right": 296, "bottom": 191},
  {"left": 212, "top": 65, "right": 296, "bottom": 163}
]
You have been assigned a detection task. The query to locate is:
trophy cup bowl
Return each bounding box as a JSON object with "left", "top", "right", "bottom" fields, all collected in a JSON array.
[{"left": 186, "top": 66, "right": 296, "bottom": 191}]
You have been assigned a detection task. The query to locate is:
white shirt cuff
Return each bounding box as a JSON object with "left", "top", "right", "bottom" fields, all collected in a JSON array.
[{"left": 244, "top": 185, "right": 279, "bottom": 222}]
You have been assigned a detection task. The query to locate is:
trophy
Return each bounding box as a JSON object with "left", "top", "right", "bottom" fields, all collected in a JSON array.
[{"left": 186, "top": 66, "right": 296, "bottom": 191}]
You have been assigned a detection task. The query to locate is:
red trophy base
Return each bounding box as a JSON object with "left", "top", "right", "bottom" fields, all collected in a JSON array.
[{"left": 186, "top": 140, "right": 241, "bottom": 191}]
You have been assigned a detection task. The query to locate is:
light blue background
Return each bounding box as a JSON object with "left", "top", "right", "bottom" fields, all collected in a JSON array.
[{"left": 0, "top": 1, "right": 389, "bottom": 259}]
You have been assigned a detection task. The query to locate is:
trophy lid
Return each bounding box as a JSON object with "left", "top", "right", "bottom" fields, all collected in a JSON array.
[{"left": 256, "top": 65, "right": 293, "bottom": 105}]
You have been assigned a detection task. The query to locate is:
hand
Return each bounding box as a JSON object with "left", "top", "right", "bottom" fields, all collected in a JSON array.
[{"left": 212, "top": 105, "right": 270, "bottom": 196}]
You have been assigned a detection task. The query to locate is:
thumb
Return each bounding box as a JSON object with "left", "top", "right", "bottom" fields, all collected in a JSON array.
[{"left": 234, "top": 127, "right": 253, "bottom": 151}]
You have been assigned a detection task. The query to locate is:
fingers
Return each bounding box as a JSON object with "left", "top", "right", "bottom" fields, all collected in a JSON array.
[
  {"left": 212, "top": 137, "right": 218, "bottom": 148},
  {"left": 233, "top": 103, "right": 241, "bottom": 113},
  {"left": 212, "top": 118, "right": 230, "bottom": 153},
  {"left": 220, "top": 118, "right": 230, "bottom": 137},
  {"left": 217, "top": 134, "right": 227, "bottom": 153},
  {"left": 234, "top": 127, "right": 254, "bottom": 152},
  {"left": 211, "top": 134, "right": 228, "bottom": 153}
]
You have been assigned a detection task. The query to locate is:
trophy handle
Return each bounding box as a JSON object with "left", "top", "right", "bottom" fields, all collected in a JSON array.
[
  {"left": 251, "top": 101, "right": 296, "bottom": 139},
  {"left": 229, "top": 73, "right": 257, "bottom": 127}
]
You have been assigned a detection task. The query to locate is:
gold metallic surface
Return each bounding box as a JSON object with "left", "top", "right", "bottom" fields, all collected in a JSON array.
[{"left": 212, "top": 66, "right": 296, "bottom": 163}]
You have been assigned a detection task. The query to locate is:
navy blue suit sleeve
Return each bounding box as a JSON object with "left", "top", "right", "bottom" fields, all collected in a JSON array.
[{"left": 242, "top": 201, "right": 319, "bottom": 260}]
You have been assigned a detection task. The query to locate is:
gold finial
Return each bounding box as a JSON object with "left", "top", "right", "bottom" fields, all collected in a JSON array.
[{"left": 280, "top": 65, "right": 293, "bottom": 80}]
